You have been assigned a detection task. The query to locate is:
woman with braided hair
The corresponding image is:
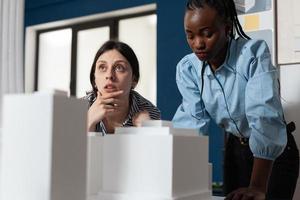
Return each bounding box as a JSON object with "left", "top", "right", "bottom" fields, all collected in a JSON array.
[{"left": 172, "top": 0, "right": 299, "bottom": 199}]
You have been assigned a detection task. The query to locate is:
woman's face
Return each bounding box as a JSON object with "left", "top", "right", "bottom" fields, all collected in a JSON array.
[
  {"left": 184, "top": 5, "right": 230, "bottom": 62},
  {"left": 94, "top": 49, "right": 136, "bottom": 97}
]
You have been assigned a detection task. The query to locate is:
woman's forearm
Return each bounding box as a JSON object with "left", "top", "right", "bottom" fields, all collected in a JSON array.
[
  {"left": 87, "top": 121, "right": 96, "bottom": 132},
  {"left": 250, "top": 157, "right": 274, "bottom": 192}
]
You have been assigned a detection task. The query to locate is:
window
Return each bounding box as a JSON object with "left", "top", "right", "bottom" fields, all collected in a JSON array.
[
  {"left": 37, "top": 29, "right": 72, "bottom": 93},
  {"left": 35, "top": 10, "right": 157, "bottom": 104},
  {"left": 76, "top": 26, "right": 110, "bottom": 97},
  {"left": 119, "top": 14, "right": 157, "bottom": 105}
]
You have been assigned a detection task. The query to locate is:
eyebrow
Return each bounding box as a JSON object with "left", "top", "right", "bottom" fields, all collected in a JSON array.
[
  {"left": 185, "top": 26, "right": 211, "bottom": 33},
  {"left": 96, "top": 60, "right": 128, "bottom": 65},
  {"left": 114, "top": 60, "right": 128, "bottom": 64}
]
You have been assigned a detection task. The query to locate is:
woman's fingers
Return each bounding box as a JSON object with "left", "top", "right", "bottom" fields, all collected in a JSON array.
[
  {"left": 102, "top": 103, "right": 117, "bottom": 110},
  {"left": 101, "top": 98, "right": 121, "bottom": 107},
  {"left": 96, "top": 90, "right": 123, "bottom": 106},
  {"left": 98, "top": 90, "right": 123, "bottom": 99}
]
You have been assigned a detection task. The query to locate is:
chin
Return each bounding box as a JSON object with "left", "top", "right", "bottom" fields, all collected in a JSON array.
[{"left": 196, "top": 56, "right": 208, "bottom": 61}]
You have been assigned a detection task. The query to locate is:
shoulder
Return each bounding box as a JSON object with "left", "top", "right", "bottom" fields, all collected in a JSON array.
[
  {"left": 131, "top": 90, "right": 158, "bottom": 110},
  {"left": 131, "top": 90, "right": 161, "bottom": 120},
  {"left": 231, "top": 38, "right": 274, "bottom": 78},
  {"left": 177, "top": 53, "right": 198, "bottom": 65},
  {"left": 176, "top": 53, "right": 203, "bottom": 84},
  {"left": 177, "top": 53, "right": 202, "bottom": 73},
  {"left": 234, "top": 37, "right": 271, "bottom": 59},
  {"left": 83, "top": 91, "right": 96, "bottom": 106}
]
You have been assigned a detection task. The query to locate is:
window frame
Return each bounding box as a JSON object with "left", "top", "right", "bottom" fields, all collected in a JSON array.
[{"left": 34, "top": 10, "right": 156, "bottom": 96}]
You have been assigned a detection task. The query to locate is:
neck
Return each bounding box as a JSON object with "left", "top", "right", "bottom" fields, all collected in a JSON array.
[{"left": 208, "top": 41, "right": 229, "bottom": 72}]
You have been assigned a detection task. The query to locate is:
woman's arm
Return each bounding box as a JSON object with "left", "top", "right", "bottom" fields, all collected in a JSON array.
[
  {"left": 227, "top": 40, "right": 287, "bottom": 199},
  {"left": 132, "top": 110, "right": 151, "bottom": 127},
  {"left": 172, "top": 55, "right": 211, "bottom": 134},
  {"left": 245, "top": 40, "right": 287, "bottom": 160},
  {"left": 250, "top": 157, "right": 273, "bottom": 193},
  {"left": 225, "top": 158, "right": 272, "bottom": 200}
]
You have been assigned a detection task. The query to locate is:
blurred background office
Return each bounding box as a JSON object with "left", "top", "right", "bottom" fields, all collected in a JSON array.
[{"left": 0, "top": 0, "right": 300, "bottom": 198}]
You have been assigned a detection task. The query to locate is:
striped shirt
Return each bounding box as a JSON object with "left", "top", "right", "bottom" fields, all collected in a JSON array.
[{"left": 85, "top": 90, "right": 161, "bottom": 134}]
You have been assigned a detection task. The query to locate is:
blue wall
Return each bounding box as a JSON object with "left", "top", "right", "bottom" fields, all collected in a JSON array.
[{"left": 25, "top": 0, "right": 223, "bottom": 182}]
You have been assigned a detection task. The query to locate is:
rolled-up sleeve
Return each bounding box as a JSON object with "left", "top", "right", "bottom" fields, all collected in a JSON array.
[
  {"left": 172, "top": 56, "right": 211, "bottom": 135},
  {"left": 245, "top": 40, "right": 287, "bottom": 160}
]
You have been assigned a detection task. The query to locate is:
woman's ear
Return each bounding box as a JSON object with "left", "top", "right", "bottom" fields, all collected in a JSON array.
[
  {"left": 131, "top": 76, "right": 138, "bottom": 89},
  {"left": 131, "top": 81, "right": 137, "bottom": 89},
  {"left": 225, "top": 23, "right": 232, "bottom": 37}
]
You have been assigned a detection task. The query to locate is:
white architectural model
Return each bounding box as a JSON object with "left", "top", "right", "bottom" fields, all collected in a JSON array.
[
  {"left": 88, "top": 121, "right": 212, "bottom": 200},
  {"left": 0, "top": 91, "right": 88, "bottom": 200},
  {"left": 0, "top": 91, "right": 212, "bottom": 200}
]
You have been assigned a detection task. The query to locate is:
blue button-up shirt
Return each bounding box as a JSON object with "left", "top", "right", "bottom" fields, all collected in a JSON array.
[{"left": 172, "top": 37, "right": 287, "bottom": 160}]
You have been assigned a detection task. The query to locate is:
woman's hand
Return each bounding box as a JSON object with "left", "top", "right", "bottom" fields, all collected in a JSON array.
[
  {"left": 132, "top": 110, "right": 151, "bottom": 127},
  {"left": 225, "top": 157, "right": 272, "bottom": 200},
  {"left": 87, "top": 90, "right": 123, "bottom": 131},
  {"left": 225, "top": 187, "right": 265, "bottom": 200}
]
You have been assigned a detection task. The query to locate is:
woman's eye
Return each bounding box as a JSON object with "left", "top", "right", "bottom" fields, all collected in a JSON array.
[
  {"left": 203, "top": 31, "right": 213, "bottom": 38},
  {"left": 114, "top": 65, "right": 126, "bottom": 72},
  {"left": 97, "top": 65, "right": 106, "bottom": 72},
  {"left": 186, "top": 34, "right": 194, "bottom": 40}
]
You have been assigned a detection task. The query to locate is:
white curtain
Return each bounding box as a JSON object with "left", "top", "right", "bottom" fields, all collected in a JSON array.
[{"left": 0, "top": 0, "right": 24, "bottom": 127}]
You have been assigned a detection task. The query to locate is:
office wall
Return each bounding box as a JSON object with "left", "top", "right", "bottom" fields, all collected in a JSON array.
[
  {"left": 280, "top": 65, "right": 300, "bottom": 200},
  {"left": 277, "top": 1, "right": 300, "bottom": 199}
]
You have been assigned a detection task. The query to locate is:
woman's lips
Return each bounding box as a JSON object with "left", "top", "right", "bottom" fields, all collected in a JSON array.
[
  {"left": 195, "top": 52, "right": 208, "bottom": 60},
  {"left": 104, "top": 84, "right": 118, "bottom": 92}
]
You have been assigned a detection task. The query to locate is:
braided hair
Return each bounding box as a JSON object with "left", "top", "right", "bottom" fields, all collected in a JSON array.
[
  {"left": 186, "top": 0, "right": 250, "bottom": 40},
  {"left": 185, "top": 1, "right": 251, "bottom": 138}
]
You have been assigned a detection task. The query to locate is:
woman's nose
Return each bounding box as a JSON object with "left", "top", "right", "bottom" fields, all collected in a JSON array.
[
  {"left": 105, "top": 71, "right": 116, "bottom": 80},
  {"left": 106, "top": 76, "right": 114, "bottom": 80},
  {"left": 194, "top": 37, "right": 205, "bottom": 49}
]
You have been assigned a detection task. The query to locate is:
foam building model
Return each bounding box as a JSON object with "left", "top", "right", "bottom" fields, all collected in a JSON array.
[
  {"left": 0, "top": 91, "right": 212, "bottom": 200},
  {"left": 0, "top": 91, "right": 88, "bottom": 200},
  {"left": 87, "top": 120, "right": 212, "bottom": 200}
]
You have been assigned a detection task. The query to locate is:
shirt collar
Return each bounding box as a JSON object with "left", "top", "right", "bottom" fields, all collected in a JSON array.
[{"left": 204, "top": 38, "right": 237, "bottom": 78}]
